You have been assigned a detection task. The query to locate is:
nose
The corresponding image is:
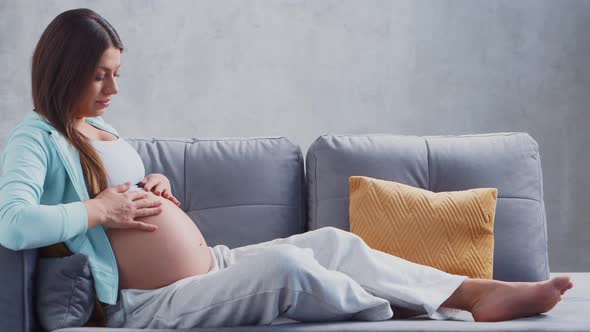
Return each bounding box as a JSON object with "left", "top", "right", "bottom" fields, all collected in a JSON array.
[{"left": 104, "top": 76, "right": 119, "bottom": 95}]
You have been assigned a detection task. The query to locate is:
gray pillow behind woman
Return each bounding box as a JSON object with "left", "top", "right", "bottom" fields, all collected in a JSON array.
[{"left": 36, "top": 253, "right": 95, "bottom": 331}]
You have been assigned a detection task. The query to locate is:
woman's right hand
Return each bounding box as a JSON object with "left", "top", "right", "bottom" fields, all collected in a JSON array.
[{"left": 85, "top": 181, "right": 163, "bottom": 231}]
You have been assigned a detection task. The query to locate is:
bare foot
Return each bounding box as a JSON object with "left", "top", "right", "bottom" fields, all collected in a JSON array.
[{"left": 468, "top": 275, "right": 573, "bottom": 322}]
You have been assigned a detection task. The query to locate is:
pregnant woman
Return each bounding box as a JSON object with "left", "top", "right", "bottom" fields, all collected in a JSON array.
[{"left": 0, "top": 8, "right": 573, "bottom": 329}]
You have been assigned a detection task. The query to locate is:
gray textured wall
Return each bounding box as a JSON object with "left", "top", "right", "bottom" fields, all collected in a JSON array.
[{"left": 1, "top": 0, "right": 589, "bottom": 272}]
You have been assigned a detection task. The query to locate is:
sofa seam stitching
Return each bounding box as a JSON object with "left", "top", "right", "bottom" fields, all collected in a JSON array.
[
  {"left": 313, "top": 145, "right": 318, "bottom": 230},
  {"left": 328, "top": 132, "right": 521, "bottom": 140},
  {"left": 532, "top": 134, "right": 550, "bottom": 279},
  {"left": 61, "top": 274, "right": 81, "bottom": 326},
  {"left": 127, "top": 137, "right": 287, "bottom": 143},
  {"left": 21, "top": 251, "right": 26, "bottom": 332},
  {"left": 315, "top": 195, "right": 539, "bottom": 202},
  {"left": 191, "top": 203, "right": 297, "bottom": 212},
  {"left": 184, "top": 143, "right": 188, "bottom": 211},
  {"left": 298, "top": 147, "right": 305, "bottom": 233}
]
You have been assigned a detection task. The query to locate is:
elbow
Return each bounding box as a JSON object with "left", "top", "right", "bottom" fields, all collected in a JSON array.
[
  {"left": 0, "top": 225, "right": 27, "bottom": 251},
  {"left": 0, "top": 212, "right": 28, "bottom": 251}
]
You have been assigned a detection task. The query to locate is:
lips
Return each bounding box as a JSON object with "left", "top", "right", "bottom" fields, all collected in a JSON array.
[{"left": 97, "top": 100, "right": 111, "bottom": 106}]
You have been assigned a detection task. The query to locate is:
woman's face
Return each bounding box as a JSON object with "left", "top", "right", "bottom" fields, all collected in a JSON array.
[{"left": 74, "top": 47, "right": 121, "bottom": 120}]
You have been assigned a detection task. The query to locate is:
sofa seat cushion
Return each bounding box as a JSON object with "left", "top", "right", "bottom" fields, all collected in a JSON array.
[{"left": 58, "top": 272, "right": 590, "bottom": 331}]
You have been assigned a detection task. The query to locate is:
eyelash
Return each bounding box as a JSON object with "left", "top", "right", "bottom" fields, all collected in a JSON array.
[{"left": 95, "top": 73, "right": 120, "bottom": 81}]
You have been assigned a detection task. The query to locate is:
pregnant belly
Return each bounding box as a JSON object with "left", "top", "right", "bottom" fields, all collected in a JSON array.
[{"left": 106, "top": 191, "right": 212, "bottom": 290}]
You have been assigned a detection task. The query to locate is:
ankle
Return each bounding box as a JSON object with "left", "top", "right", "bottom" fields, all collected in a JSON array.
[{"left": 441, "top": 278, "right": 483, "bottom": 312}]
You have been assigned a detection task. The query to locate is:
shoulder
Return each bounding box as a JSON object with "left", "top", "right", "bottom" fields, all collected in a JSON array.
[
  {"left": 2, "top": 122, "right": 55, "bottom": 166},
  {"left": 5, "top": 123, "right": 52, "bottom": 149},
  {"left": 5, "top": 111, "right": 54, "bottom": 145}
]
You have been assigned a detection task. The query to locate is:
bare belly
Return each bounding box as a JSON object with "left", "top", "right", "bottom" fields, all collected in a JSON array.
[{"left": 106, "top": 191, "right": 212, "bottom": 290}]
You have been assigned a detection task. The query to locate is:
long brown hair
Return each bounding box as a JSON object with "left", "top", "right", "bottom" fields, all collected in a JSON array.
[{"left": 31, "top": 8, "right": 123, "bottom": 198}]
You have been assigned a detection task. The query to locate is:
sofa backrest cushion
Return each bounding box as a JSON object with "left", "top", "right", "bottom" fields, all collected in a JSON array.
[
  {"left": 306, "top": 133, "right": 550, "bottom": 282},
  {"left": 127, "top": 137, "right": 305, "bottom": 248}
]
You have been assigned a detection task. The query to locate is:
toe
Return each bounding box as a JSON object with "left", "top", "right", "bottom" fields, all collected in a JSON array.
[
  {"left": 561, "top": 282, "right": 574, "bottom": 295},
  {"left": 551, "top": 275, "right": 571, "bottom": 290}
]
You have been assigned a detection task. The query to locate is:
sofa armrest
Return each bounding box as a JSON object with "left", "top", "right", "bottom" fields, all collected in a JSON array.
[{"left": 0, "top": 246, "right": 38, "bottom": 332}]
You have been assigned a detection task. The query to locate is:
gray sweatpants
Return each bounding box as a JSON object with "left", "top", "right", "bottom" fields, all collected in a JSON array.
[{"left": 104, "top": 227, "right": 467, "bottom": 329}]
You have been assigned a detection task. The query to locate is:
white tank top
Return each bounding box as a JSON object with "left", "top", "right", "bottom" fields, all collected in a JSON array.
[{"left": 89, "top": 137, "right": 147, "bottom": 193}]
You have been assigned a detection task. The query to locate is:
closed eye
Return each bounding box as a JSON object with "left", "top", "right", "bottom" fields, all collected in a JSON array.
[{"left": 95, "top": 73, "right": 120, "bottom": 81}]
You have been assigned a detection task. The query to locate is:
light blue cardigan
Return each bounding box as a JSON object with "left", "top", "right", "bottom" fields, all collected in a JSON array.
[{"left": 0, "top": 110, "right": 121, "bottom": 305}]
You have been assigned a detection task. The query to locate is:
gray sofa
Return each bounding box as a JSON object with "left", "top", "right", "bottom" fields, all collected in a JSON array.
[{"left": 1, "top": 132, "right": 589, "bottom": 331}]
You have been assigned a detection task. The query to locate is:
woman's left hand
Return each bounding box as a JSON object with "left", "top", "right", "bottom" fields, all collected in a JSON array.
[{"left": 139, "top": 173, "right": 181, "bottom": 206}]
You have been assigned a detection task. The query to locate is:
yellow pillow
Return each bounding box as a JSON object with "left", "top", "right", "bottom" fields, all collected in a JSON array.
[{"left": 349, "top": 176, "right": 497, "bottom": 279}]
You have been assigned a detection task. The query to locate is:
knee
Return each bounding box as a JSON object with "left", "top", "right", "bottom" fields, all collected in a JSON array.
[
  {"left": 317, "top": 226, "right": 359, "bottom": 241},
  {"left": 313, "top": 227, "right": 367, "bottom": 253},
  {"left": 316, "top": 226, "right": 340, "bottom": 236}
]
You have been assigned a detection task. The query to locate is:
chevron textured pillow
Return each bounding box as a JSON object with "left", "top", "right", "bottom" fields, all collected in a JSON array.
[{"left": 349, "top": 176, "right": 497, "bottom": 279}]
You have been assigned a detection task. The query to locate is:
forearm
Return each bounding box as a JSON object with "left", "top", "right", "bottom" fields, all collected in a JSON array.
[{"left": 0, "top": 201, "right": 88, "bottom": 250}]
